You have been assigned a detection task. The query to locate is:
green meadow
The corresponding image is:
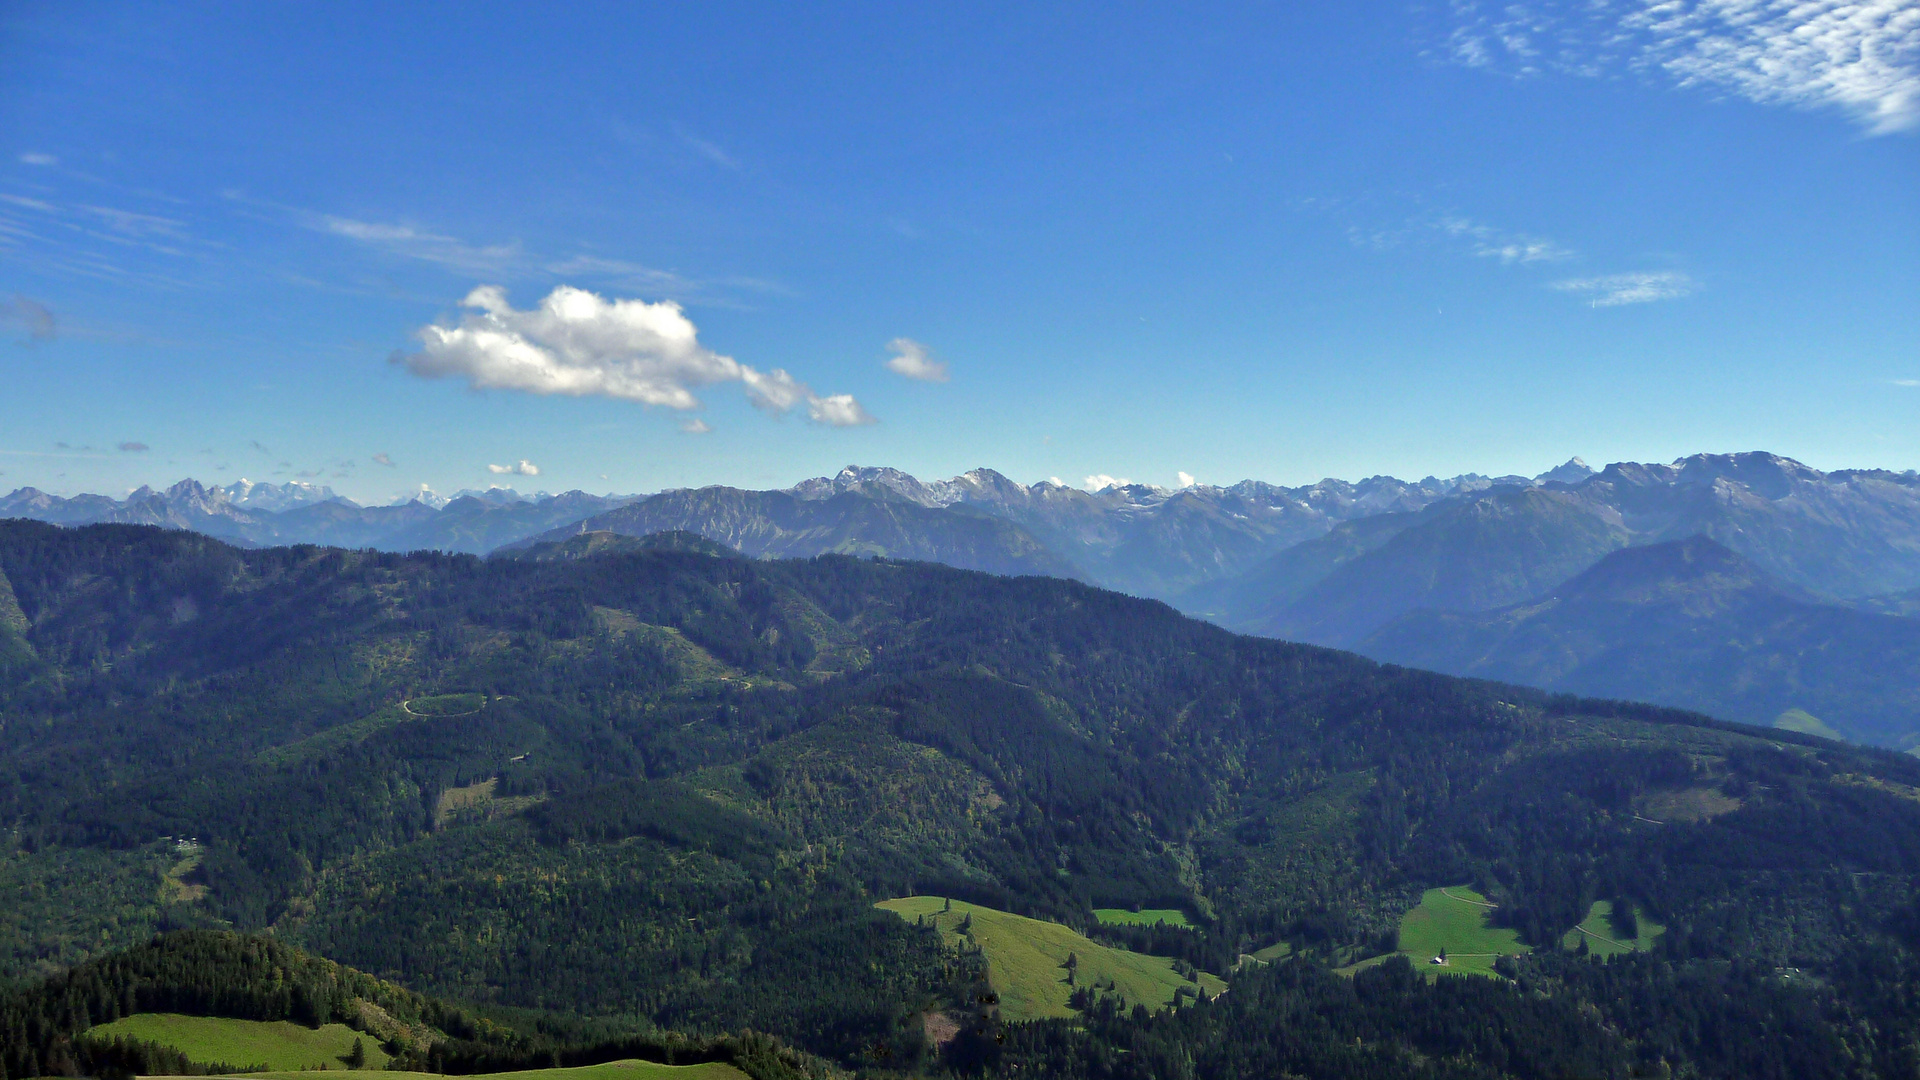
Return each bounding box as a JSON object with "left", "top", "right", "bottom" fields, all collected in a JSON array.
[
  {"left": 1561, "top": 900, "right": 1666, "bottom": 956},
  {"left": 85, "top": 1013, "right": 391, "bottom": 1071},
  {"left": 1247, "top": 940, "right": 1294, "bottom": 963},
  {"left": 223, "top": 1062, "right": 745, "bottom": 1080},
  {"left": 1344, "top": 886, "right": 1530, "bottom": 978},
  {"left": 878, "top": 896, "right": 1225, "bottom": 1021},
  {"left": 1091, "top": 908, "right": 1192, "bottom": 928},
  {"left": 403, "top": 692, "right": 489, "bottom": 716},
  {"left": 1774, "top": 708, "right": 1844, "bottom": 741},
  {"left": 255, "top": 704, "right": 412, "bottom": 767}
]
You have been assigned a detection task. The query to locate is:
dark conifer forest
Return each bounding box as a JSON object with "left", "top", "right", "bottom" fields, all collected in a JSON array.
[{"left": 6, "top": 520, "right": 1920, "bottom": 1078}]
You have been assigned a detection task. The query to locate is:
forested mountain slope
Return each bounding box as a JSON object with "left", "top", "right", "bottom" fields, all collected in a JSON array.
[
  {"left": 6, "top": 521, "right": 1920, "bottom": 1076},
  {"left": 514, "top": 486, "right": 1080, "bottom": 579},
  {"left": 1186, "top": 487, "right": 1629, "bottom": 646},
  {"left": 1361, "top": 536, "right": 1920, "bottom": 745},
  {"left": 0, "top": 930, "right": 821, "bottom": 1080}
]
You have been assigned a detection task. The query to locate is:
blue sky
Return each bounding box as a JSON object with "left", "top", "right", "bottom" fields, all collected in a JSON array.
[{"left": 2, "top": 1, "right": 1915, "bottom": 502}]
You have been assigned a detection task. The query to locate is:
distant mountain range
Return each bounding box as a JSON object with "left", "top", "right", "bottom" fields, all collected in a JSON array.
[
  {"left": 0, "top": 480, "right": 640, "bottom": 555},
  {"left": 10, "top": 452, "right": 1920, "bottom": 745}
]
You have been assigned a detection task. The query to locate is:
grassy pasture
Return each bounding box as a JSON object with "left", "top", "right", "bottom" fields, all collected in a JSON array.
[
  {"left": 85, "top": 1013, "right": 391, "bottom": 1071},
  {"left": 879, "top": 896, "right": 1225, "bottom": 1021},
  {"left": 219, "top": 1062, "right": 746, "bottom": 1080},
  {"left": 1774, "top": 708, "right": 1844, "bottom": 742},
  {"left": 1344, "top": 886, "right": 1529, "bottom": 978},
  {"left": 1248, "top": 940, "right": 1293, "bottom": 963},
  {"left": 1092, "top": 908, "right": 1192, "bottom": 928},
  {"left": 1561, "top": 900, "right": 1666, "bottom": 956},
  {"left": 404, "top": 692, "right": 488, "bottom": 717},
  {"left": 256, "top": 705, "right": 411, "bottom": 767}
]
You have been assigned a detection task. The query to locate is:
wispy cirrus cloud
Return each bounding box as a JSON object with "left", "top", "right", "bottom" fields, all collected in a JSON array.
[
  {"left": 395, "top": 285, "right": 875, "bottom": 426},
  {"left": 1350, "top": 211, "right": 1575, "bottom": 264},
  {"left": 1436, "top": 214, "right": 1575, "bottom": 264},
  {"left": 1551, "top": 270, "right": 1696, "bottom": 305},
  {"left": 0, "top": 187, "right": 207, "bottom": 285},
  {"left": 676, "top": 129, "right": 740, "bottom": 170},
  {"left": 1443, "top": 0, "right": 1920, "bottom": 135},
  {"left": 322, "top": 215, "right": 523, "bottom": 275}
]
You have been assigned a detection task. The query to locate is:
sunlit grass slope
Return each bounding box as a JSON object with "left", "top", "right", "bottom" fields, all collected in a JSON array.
[
  {"left": 1345, "top": 886, "right": 1530, "bottom": 978},
  {"left": 1092, "top": 908, "right": 1191, "bottom": 927},
  {"left": 1561, "top": 900, "right": 1666, "bottom": 956},
  {"left": 878, "top": 896, "right": 1224, "bottom": 1021},
  {"left": 221, "top": 1062, "right": 746, "bottom": 1080},
  {"left": 86, "top": 1013, "right": 391, "bottom": 1071}
]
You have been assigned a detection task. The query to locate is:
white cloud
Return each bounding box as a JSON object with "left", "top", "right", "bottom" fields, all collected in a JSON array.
[
  {"left": 487, "top": 459, "right": 540, "bottom": 476},
  {"left": 396, "top": 285, "right": 874, "bottom": 426},
  {"left": 1445, "top": 0, "right": 1920, "bottom": 135},
  {"left": 680, "top": 418, "right": 713, "bottom": 434},
  {"left": 19, "top": 152, "right": 57, "bottom": 166},
  {"left": 1892, "top": 378, "right": 1920, "bottom": 387},
  {"left": 1551, "top": 270, "right": 1696, "bottom": 305},
  {"left": 884, "top": 337, "right": 950, "bottom": 382},
  {"left": 1351, "top": 213, "right": 1575, "bottom": 264},
  {"left": 323, "top": 216, "right": 521, "bottom": 274},
  {"left": 1084, "top": 474, "right": 1132, "bottom": 491},
  {"left": 807, "top": 394, "right": 877, "bottom": 427},
  {"left": 1177, "top": 471, "right": 1197, "bottom": 488},
  {"left": 1437, "top": 214, "right": 1576, "bottom": 263},
  {"left": 544, "top": 255, "right": 697, "bottom": 296}
]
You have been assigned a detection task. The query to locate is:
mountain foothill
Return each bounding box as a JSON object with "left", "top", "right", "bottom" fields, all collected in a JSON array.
[{"left": 11, "top": 450, "right": 1920, "bottom": 747}]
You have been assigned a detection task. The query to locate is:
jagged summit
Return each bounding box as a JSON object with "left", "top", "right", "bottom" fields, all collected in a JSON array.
[{"left": 1536, "top": 457, "right": 1594, "bottom": 486}]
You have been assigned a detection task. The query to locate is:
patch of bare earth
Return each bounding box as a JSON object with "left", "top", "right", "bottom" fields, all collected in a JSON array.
[
  {"left": 922, "top": 1011, "right": 961, "bottom": 1048},
  {"left": 1635, "top": 786, "right": 1742, "bottom": 824}
]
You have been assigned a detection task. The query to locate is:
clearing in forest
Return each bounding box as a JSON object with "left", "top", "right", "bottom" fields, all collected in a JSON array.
[
  {"left": 878, "top": 896, "right": 1225, "bottom": 1022},
  {"left": 221, "top": 1062, "right": 746, "bottom": 1080},
  {"left": 85, "top": 1014, "right": 391, "bottom": 1071},
  {"left": 1092, "top": 907, "right": 1192, "bottom": 928},
  {"left": 401, "top": 692, "right": 488, "bottom": 717},
  {"left": 1561, "top": 900, "right": 1665, "bottom": 956},
  {"left": 1344, "top": 886, "right": 1530, "bottom": 978}
]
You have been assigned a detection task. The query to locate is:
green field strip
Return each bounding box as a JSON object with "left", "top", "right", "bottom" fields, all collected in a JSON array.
[
  {"left": 218, "top": 1061, "right": 746, "bottom": 1080},
  {"left": 86, "top": 1014, "right": 391, "bottom": 1071},
  {"left": 879, "top": 896, "right": 1224, "bottom": 1021},
  {"left": 401, "top": 692, "right": 488, "bottom": 717},
  {"left": 255, "top": 705, "right": 413, "bottom": 767},
  {"left": 1091, "top": 907, "right": 1193, "bottom": 928}
]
